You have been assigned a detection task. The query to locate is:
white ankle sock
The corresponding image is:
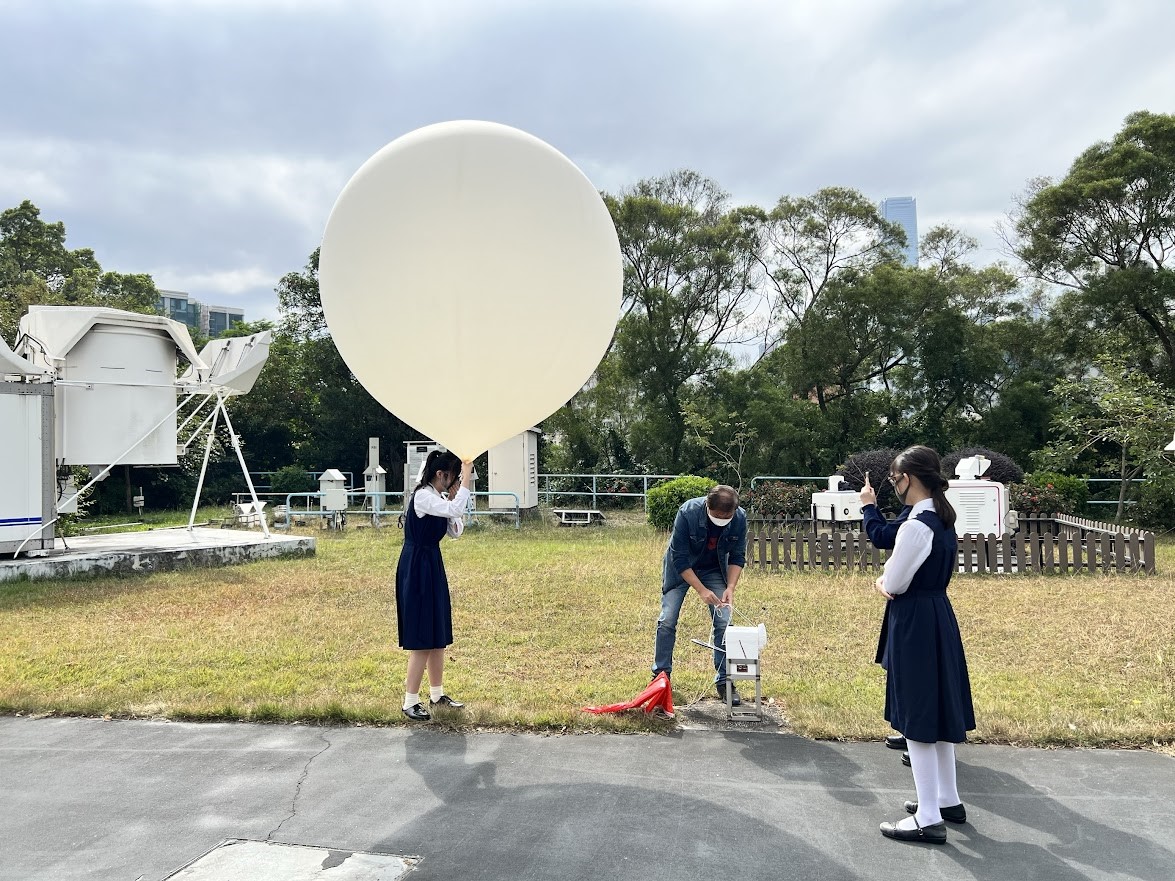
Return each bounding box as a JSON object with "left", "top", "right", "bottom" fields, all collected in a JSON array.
[
  {"left": 429, "top": 686, "right": 445, "bottom": 702},
  {"left": 403, "top": 692, "right": 420, "bottom": 711}
]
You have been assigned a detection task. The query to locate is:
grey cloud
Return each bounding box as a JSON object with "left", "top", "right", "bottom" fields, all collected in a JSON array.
[{"left": 3, "top": 0, "right": 1174, "bottom": 321}]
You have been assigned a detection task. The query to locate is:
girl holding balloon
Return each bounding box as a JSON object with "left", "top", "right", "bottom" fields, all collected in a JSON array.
[{"left": 396, "top": 450, "right": 473, "bottom": 721}]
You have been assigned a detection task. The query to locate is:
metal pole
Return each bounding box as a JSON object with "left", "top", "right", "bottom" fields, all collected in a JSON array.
[
  {"left": 218, "top": 392, "right": 271, "bottom": 539},
  {"left": 175, "top": 393, "right": 213, "bottom": 436},
  {"left": 188, "top": 399, "right": 221, "bottom": 532}
]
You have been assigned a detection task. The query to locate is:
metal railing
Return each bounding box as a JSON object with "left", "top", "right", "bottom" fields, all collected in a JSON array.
[
  {"left": 538, "top": 474, "right": 682, "bottom": 511},
  {"left": 1084, "top": 477, "right": 1146, "bottom": 508},
  {"left": 245, "top": 471, "right": 357, "bottom": 492},
  {"left": 231, "top": 473, "right": 1149, "bottom": 523},
  {"left": 271, "top": 490, "right": 522, "bottom": 529}
]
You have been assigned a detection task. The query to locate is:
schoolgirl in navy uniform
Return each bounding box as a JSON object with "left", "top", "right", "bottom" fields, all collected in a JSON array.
[
  {"left": 873, "top": 445, "right": 975, "bottom": 844},
  {"left": 396, "top": 450, "right": 473, "bottom": 722}
]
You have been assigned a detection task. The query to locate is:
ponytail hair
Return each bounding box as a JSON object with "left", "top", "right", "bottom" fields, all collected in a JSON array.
[
  {"left": 892, "top": 445, "right": 956, "bottom": 529},
  {"left": 413, "top": 449, "right": 462, "bottom": 494}
]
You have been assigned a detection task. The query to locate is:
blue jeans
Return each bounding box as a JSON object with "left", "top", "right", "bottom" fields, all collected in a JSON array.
[{"left": 653, "top": 569, "right": 731, "bottom": 684}]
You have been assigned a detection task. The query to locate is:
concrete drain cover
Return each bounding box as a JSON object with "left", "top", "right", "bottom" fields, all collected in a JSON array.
[{"left": 164, "top": 840, "right": 416, "bottom": 880}]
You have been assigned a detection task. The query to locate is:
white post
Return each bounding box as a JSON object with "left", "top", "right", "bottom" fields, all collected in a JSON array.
[
  {"left": 218, "top": 391, "right": 270, "bottom": 539},
  {"left": 188, "top": 399, "right": 222, "bottom": 532}
]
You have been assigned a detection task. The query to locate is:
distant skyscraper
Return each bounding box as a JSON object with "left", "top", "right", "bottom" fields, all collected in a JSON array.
[{"left": 880, "top": 196, "right": 918, "bottom": 266}]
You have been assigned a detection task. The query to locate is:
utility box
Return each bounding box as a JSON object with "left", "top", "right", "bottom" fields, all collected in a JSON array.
[
  {"left": 723, "top": 624, "right": 768, "bottom": 721},
  {"left": 403, "top": 440, "right": 477, "bottom": 506},
  {"left": 319, "top": 469, "right": 349, "bottom": 512},
  {"left": 16, "top": 307, "right": 203, "bottom": 466},
  {"left": 488, "top": 428, "right": 540, "bottom": 511},
  {"left": 946, "top": 456, "right": 1013, "bottom": 536},
  {"left": 404, "top": 441, "right": 443, "bottom": 500},
  {"left": 811, "top": 475, "right": 863, "bottom": 525},
  {"left": 364, "top": 437, "right": 387, "bottom": 511},
  {"left": 0, "top": 383, "right": 56, "bottom": 555}
]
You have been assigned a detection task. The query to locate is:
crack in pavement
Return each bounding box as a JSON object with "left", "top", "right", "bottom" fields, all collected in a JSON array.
[{"left": 266, "top": 732, "right": 332, "bottom": 841}]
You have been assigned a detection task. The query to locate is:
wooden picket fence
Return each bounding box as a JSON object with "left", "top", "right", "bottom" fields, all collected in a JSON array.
[{"left": 745, "top": 513, "right": 1156, "bottom": 575}]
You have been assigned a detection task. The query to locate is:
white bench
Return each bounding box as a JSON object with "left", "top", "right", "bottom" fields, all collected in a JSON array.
[{"left": 552, "top": 508, "right": 606, "bottom": 526}]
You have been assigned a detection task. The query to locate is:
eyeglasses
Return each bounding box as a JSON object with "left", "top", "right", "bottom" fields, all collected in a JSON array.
[{"left": 888, "top": 473, "right": 904, "bottom": 486}]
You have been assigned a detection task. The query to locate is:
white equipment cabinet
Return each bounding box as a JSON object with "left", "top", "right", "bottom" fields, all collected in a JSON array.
[
  {"left": 945, "top": 455, "right": 1014, "bottom": 536},
  {"left": 811, "top": 475, "right": 863, "bottom": 525},
  {"left": 404, "top": 440, "right": 443, "bottom": 500},
  {"left": 723, "top": 624, "right": 768, "bottom": 721},
  {"left": 0, "top": 383, "right": 55, "bottom": 555},
  {"left": 17, "top": 307, "right": 203, "bottom": 466},
  {"left": 319, "top": 469, "right": 349, "bottom": 512},
  {"left": 363, "top": 438, "right": 387, "bottom": 512},
  {"left": 488, "top": 428, "right": 539, "bottom": 511}
]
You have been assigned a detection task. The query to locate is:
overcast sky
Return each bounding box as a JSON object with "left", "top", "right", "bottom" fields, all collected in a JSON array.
[{"left": 3, "top": 0, "right": 1173, "bottom": 324}]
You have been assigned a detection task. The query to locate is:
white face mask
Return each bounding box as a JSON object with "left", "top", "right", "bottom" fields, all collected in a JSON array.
[{"left": 708, "top": 512, "right": 733, "bottom": 527}]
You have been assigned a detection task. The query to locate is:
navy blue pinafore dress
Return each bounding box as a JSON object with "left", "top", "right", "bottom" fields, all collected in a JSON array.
[
  {"left": 881, "top": 510, "right": 976, "bottom": 743},
  {"left": 395, "top": 491, "right": 454, "bottom": 651}
]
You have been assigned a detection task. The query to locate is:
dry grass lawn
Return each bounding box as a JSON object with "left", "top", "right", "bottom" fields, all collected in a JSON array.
[{"left": 1, "top": 512, "right": 1172, "bottom": 747}]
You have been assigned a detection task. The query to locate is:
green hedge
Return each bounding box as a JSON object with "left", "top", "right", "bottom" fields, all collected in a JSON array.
[
  {"left": 744, "top": 481, "right": 815, "bottom": 518},
  {"left": 646, "top": 475, "right": 715, "bottom": 529},
  {"left": 1024, "top": 471, "right": 1088, "bottom": 514},
  {"left": 271, "top": 465, "right": 317, "bottom": 496}
]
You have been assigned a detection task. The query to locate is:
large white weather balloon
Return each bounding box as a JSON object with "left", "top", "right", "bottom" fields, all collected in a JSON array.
[{"left": 319, "top": 121, "right": 623, "bottom": 461}]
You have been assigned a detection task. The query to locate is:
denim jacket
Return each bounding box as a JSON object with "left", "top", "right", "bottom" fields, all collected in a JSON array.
[{"left": 661, "top": 496, "right": 748, "bottom": 593}]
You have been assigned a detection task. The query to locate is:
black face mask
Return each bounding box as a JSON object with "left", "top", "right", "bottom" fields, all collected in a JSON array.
[{"left": 891, "top": 473, "right": 909, "bottom": 505}]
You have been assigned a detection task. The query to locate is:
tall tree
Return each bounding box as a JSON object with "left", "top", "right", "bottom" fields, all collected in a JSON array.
[
  {"left": 757, "top": 186, "right": 906, "bottom": 357},
  {"left": 1013, "top": 111, "right": 1175, "bottom": 384},
  {"left": 1035, "top": 355, "right": 1175, "bottom": 520},
  {"left": 0, "top": 200, "right": 161, "bottom": 343},
  {"left": 600, "top": 170, "right": 762, "bottom": 469}
]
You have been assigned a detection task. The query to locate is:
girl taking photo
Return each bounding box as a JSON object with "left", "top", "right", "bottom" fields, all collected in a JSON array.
[
  {"left": 396, "top": 450, "right": 473, "bottom": 721},
  {"left": 873, "top": 445, "right": 975, "bottom": 844}
]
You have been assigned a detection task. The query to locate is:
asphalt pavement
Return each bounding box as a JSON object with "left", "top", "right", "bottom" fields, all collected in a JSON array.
[{"left": 1, "top": 716, "right": 1172, "bottom": 880}]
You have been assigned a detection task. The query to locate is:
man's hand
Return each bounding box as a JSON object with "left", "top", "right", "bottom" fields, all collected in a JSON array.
[
  {"left": 860, "top": 472, "right": 877, "bottom": 507},
  {"left": 701, "top": 589, "right": 726, "bottom": 607},
  {"left": 720, "top": 587, "right": 734, "bottom": 606}
]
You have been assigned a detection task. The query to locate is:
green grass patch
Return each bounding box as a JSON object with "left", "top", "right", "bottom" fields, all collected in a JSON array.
[{"left": 2, "top": 512, "right": 1173, "bottom": 746}]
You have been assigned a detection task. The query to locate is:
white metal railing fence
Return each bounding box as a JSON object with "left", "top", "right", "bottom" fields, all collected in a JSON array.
[
  {"left": 538, "top": 474, "right": 683, "bottom": 511},
  {"left": 267, "top": 489, "right": 522, "bottom": 529},
  {"left": 231, "top": 473, "right": 1149, "bottom": 519}
]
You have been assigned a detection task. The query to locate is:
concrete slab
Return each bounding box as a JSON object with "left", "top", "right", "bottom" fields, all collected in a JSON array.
[
  {"left": 164, "top": 840, "right": 414, "bottom": 880},
  {"left": 1, "top": 717, "right": 1172, "bottom": 881},
  {"left": 0, "top": 528, "right": 314, "bottom": 583}
]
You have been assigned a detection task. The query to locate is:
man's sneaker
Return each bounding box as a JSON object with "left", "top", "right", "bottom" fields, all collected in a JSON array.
[
  {"left": 717, "top": 683, "right": 742, "bottom": 706},
  {"left": 429, "top": 694, "right": 465, "bottom": 709}
]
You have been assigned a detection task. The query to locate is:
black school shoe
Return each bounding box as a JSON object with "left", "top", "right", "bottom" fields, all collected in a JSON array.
[
  {"left": 885, "top": 735, "right": 907, "bottom": 750},
  {"left": 430, "top": 694, "right": 465, "bottom": 709},
  {"left": 906, "top": 801, "right": 967, "bottom": 823},
  {"left": 880, "top": 818, "right": 947, "bottom": 844},
  {"left": 402, "top": 703, "right": 431, "bottom": 722},
  {"left": 901, "top": 752, "right": 911, "bottom": 767}
]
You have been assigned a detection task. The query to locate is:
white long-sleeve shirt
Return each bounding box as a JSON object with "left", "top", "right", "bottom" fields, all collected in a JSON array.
[
  {"left": 878, "top": 498, "right": 936, "bottom": 596},
  {"left": 413, "top": 484, "right": 470, "bottom": 538}
]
